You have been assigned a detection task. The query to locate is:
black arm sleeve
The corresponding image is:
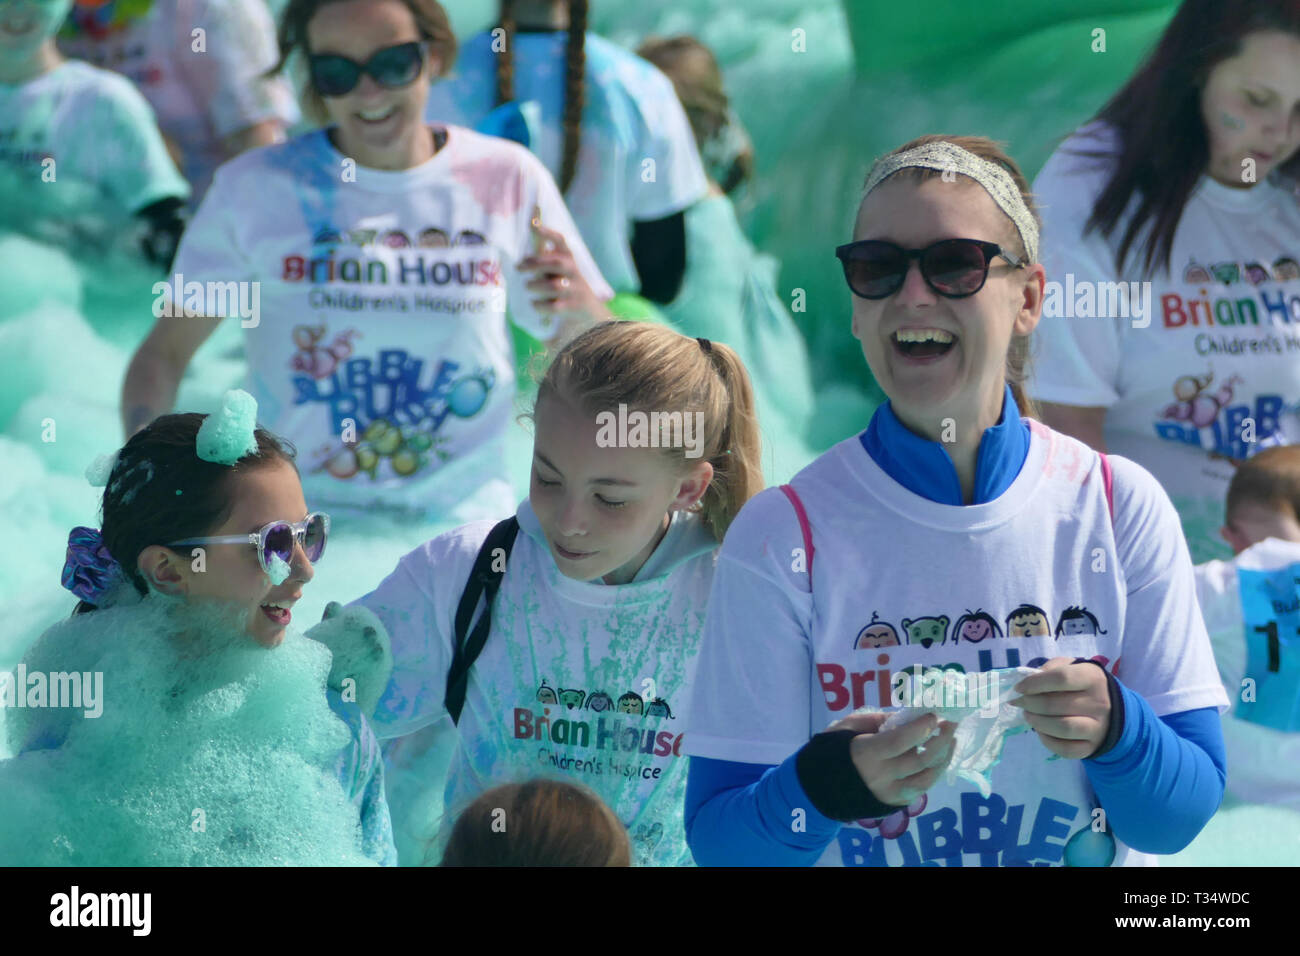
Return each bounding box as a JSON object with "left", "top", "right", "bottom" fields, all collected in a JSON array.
[
  {"left": 629, "top": 210, "right": 687, "bottom": 305},
  {"left": 795, "top": 729, "right": 908, "bottom": 822},
  {"left": 135, "top": 197, "right": 189, "bottom": 273}
]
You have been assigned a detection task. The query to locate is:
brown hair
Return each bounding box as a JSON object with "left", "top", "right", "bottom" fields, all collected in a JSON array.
[
  {"left": 636, "top": 34, "right": 754, "bottom": 193},
  {"left": 533, "top": 321, "right": 763, "bottom": 541},
  {"left": 75, "top": 414, "right": 297, "bottom": 614},
  {"left": 496, "top": 0, "right": 587, "bottom": 193},
  {"left": 859, "top": 134, "right": 1042, "bottom": 419},
  {"left": 1226, "top": 445, "right": 1300, "bottom": 525},
  {"left": 267, "top": 0, "right": 458, "bottom": 125},
  {"left": 439, "top": 779, "right": 631, "bottom": 866}
]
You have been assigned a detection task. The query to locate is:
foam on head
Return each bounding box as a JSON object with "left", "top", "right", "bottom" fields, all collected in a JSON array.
[
  {"left": 196, "top": 390, "right": 260, "bottom": 465},
  {"left": 0, "top": 594, "right": 376, "bottom": 865}
]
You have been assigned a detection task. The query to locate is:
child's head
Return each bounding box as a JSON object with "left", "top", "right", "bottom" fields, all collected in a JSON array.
[
  {"left": 66, "top": 412, "right": 315, "bottom": 648},
  {"left": 1222, "top": 445, "right": 1300, "bottom": 553},
  {"left": 636, "top": 34, "right": 754, "bottom": 195},
  {"left": 529, "top": 321, "right": 762, "bottom": 583},
  {"left": 0, "top": 0, "right": 72, "bottom": 67},
  {"left": 439, "top": 779, "right": 630, "bottom": 867}
]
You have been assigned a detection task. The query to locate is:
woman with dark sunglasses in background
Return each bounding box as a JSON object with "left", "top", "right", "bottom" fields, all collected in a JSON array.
[
  {"left": 682, "top": 135, "right": 1229, "bottom": 867},
  {"left": 3, "top": 398, "right": 396, "bottom": 865},
  {"left": 122, "top": 0, "right": 614, "bottom": 536}
]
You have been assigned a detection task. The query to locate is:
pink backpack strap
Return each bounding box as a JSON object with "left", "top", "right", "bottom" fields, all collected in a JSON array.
[
  {"left": 780, "top": 484, "right": 814, "bottom": 582},
  {"left": 1099, "top": 452, "right": 1114, "bottom": 523}
]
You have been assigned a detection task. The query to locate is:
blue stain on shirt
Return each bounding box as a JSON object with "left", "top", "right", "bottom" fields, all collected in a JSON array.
[{"left": 860, "top": 383, "right": 1030, "bottom": 505}]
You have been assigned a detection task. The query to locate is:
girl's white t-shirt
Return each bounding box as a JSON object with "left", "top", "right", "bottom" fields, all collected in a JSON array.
[
  {"left": 355, "top": 500, "right": 718, "bottom": 867},
  {"left": 1029, "top": 122, "right": 1300, "bottom": 562},
  {"left": 1194, "top": 537, "right": 1300, "bottom": 810},
  {"left": 423, "top": 30, "right": 709, "bottom": 295},
  {"left": 0, "top": 60, "right": 188, "bottom": 215},
  {"left": 686, "top": 421, "right": 1229, "bottom": 867},
  {"left": 59, "top": 0, "right": 300, "bottom": 205},
  {"left": 172, "top": 125, "right": 612, "bottom": 523}
]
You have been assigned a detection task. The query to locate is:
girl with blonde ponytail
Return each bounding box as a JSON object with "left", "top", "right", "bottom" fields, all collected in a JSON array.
[{"left": 353, "top": 321, "right": 762, "bottom": 866}]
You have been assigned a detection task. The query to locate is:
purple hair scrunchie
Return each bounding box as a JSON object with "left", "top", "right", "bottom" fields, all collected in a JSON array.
[{"left": 61, "top": 526, "right": 126, "bottom": 605}]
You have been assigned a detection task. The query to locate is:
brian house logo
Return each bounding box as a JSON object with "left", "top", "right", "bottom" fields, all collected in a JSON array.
[
  {"left": 152, "top": 273, "right": 261, "bottom": 328},
  {"left": 595, "top": 404, "right": 705, "bottom": 459}
]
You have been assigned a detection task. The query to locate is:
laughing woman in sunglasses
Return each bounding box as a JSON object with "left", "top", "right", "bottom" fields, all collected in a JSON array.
[
  {"left": 123, "top": 0, "right": 613, "bottom": 530},
  {"left": 682, "top": 135, "right": 1229, "bottom": 867},
  {"left": 6, "top": 403, "right": 396, "bottom": 864}
]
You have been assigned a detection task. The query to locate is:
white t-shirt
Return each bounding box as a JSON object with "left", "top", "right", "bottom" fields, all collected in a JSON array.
[
  {"left": 424, "top": 30, "right": 709, "bottom": 295},
  {"left": 172, "top": 125, "right": 612, "bottom": 523},
  {"left": 1029, "top": 122, "right": 1300, "bottom": 563},
  {"left": 354, "top": 499, "right": 718, "bottom": 867},
  {"left": 59, "top": 0, "right": 300, "bottom": 205},
  {"left": 687, "top": 420, "right": 1229, "bottom": 867},
  {"left": 1195, "top": 538, "right": 1300, "bottom": 810},
  {"left": 0, "top": 60, "right": 188, "bottom": 217}
]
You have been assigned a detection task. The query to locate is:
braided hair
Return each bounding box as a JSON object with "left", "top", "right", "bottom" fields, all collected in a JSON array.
[{"left": 495, "top": 0, "right": 587, "bottom": 194}]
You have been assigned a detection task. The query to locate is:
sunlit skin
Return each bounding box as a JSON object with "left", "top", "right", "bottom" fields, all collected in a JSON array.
[
  {"left": 0, "top": 0, "right": 69, "bottom": 84},
  {"left": 849, "top": 176, "right": 1045, "bottom": 503},
  {"left": 1221, "top": 499, "right": 1300, "bottom": 555},
  {"left": 135, "top": 460, "right": 315, "bottom": 649},
  {"left": 1200, "top": 30, "right": 1300, "bottom": 189},
  {"left": 529, "top": 391, "right": 712, "bottom": 585}
]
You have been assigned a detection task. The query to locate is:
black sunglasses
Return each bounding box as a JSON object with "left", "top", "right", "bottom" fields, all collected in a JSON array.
[
  {"left": 309, "top": 41, "right": 426, "bottom": 98},
  {"left": 835, "top": 238, "right": 1024, "bottom": 300}
]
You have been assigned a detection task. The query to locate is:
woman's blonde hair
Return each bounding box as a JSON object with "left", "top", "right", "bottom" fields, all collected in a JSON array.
[
  {"left": 860, "top": 134, "right": 1042, "bottom": 419},
  {"left": 534, "top": 321, "right": 763, "bottom": 541}
]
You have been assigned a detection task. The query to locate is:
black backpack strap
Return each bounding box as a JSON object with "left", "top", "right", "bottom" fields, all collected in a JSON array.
[{"left": 445, "top": 516, "right": 520, "bottom": 726}]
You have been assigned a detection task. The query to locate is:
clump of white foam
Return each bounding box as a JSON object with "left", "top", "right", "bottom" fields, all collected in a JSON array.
[
  {"left": 196, "top": 389, "right": 259, "bottom": 466},
  {"left": 85, "top": 452, "right": 118, "bottom": 487},
  {"left": 0, "top": 594, "right": 376, "bottom": 865},
  {"left": 266, "top": 552, "right": 292, "bottom": 587}
]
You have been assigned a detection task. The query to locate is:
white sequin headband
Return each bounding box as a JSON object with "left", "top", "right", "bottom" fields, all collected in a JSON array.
[{"left": 862, "top": 141, "right": 1039, "bottom": 263}]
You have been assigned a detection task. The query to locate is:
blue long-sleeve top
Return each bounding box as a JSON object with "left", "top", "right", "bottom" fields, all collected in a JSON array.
[{"left": 686, "top": 387, "right": 1226, "bottom": 865}]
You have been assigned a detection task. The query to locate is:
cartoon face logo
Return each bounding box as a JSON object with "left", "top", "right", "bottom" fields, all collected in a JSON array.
[
  {"left": 348, "top": 228, "right": 377, "bottom": 247},
  {"left": 586, "top": 691, "right": 614, "bottom": 712},
  {"left": 1054, "top": 606, "right": 1107, "bottom": 638},
  {"left": 1183, "top": 260, "right": 1213, "bottom": 284},
  {"left": 1005, "top": 604, "right": 1050, "bottom": 637},
  {"left": 616, "top": 692, "right": 644, "bottom": 715},
  {"left": 1244, "top": 262, "right": 1270, "bottom": 285},
  {"left": 644, "top": 698, "right": 673, "bottom": 718},
  {"left": 313, "top": 226, "right": 343, "bottom": 245},
  {"left": 536, "top": 681, "right": 558, "bottom": 705},
  {"left": 418, "top": 227, "right": 449, "bottom": 248},
  {"left": 855, "top": 612, "right": 900, "bottom": 648},
  {"left": 381, "top": 230, "right": 411, "bottom": 248},
  {"left": 558, "top": 688, "right": 585, "bottom": 710},
  {"left": 953, "top": 609, "right": 1002, "bottom": 644},
  {"left": 901, "top": 615, "right": 948, "bottom": 649},
  {"left": 1274, "top": 257, "right": 1300, "bottom": 281},
  {"left": 455, "top": 229, "right": 488, "bottom": 246},
  {"left": 1210, "top": 261, "right": 1241, "bottom": 285}
]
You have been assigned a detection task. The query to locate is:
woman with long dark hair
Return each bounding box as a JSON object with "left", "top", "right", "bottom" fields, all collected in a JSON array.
[{"left": 1031, "top": 0, "right": 1300, "bottom": 562}]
